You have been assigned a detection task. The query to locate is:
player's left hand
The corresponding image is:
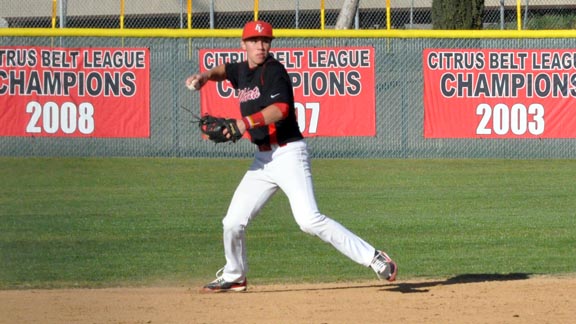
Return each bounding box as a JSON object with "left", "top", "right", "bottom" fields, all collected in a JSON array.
[{"left": 198, "top": 115, "right": 243, "bottom": 143}]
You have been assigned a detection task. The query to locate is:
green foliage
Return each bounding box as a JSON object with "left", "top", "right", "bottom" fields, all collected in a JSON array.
[
  {"left": 525, "top": 13, "right": 576, "bottom": 30},
  {"left": 1, "top": 158, "right": 575, "bottom": 289},
  {"left": 482, "top": 12, "right": 576, "bottom": 30},
  {"left": 432, "top": 0, "right": 485, "bottom": 30}
]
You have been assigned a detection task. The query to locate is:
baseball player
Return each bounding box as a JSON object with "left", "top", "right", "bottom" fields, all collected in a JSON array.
[{"left": 186, "top": 20, "right": 397, "bottom": 293}]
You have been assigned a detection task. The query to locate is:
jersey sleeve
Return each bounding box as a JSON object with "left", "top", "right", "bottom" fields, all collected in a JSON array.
[{"left": 225, "top": 62, "right": 240, "bottom": 89}]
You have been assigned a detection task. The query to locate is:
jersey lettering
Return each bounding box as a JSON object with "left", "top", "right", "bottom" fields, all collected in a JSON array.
[{"left": 238, "top": 86, "right": 261, "bottom": 103}]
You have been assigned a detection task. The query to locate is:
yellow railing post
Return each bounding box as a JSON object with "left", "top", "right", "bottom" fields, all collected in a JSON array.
[
  {"left": 120, "top": 0, "right": 126, "bottom": 46},
  {"left": 517, "top": 0, "right": 522, "bottom": 30},
  {"left": 320, "top": 0, "right": 325, "bottom": 30},
  {"left": 188, "top": 0, "right": 193, "bottom": 29},
  {"left": 188, "top": 0, "right": 193, "bottom": 60},
  {"left": 120, "top": 0, "right": 125, "bottom": 29},
  {"left": 386, "top": 0, "right": 391, "bottom": 30},
  {"left": 386, "top": 0, "right": 392, "bottom": 51},
  {"left": 51, "top": 0, "right": 57, "bottom": 28},
  {"left": 51, "top": 0, "right": 57, "bottom": 46},
  {"left": 254, "top": 0, "right": 259, "bottom": 21}
]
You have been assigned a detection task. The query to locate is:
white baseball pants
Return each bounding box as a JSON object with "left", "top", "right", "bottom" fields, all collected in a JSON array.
[{"left": 220, "top": 140, "right": 377, "bottom": 283}]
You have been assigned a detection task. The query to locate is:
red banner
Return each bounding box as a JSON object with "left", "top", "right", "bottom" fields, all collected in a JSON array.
[
  {"left": 424, "top": 49, "right": 576, "bottom": 138},
  {"left": 198, "top": 47, "right": 375, "bottom": 137},
  {"left": 0, "top": 47, "right": 150, "bottom": 137}
]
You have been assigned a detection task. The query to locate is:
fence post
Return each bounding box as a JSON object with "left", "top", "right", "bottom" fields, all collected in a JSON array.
[
  {"left": 500, "top": 0, "right": 505, "bottom": 29},
  {"left": 210, "top": 0, "right": 214, "bottom": 29},
  {"left": 296, "top": 0, "right": 300, "bottom": 28},
  {"left": 523, "top": 0, "right": 530, "bottom": 30},
  {"left": 58, "top": 0, "right": 67, "bottom": 28}
]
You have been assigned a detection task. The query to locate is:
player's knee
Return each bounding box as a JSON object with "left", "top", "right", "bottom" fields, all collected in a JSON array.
[
  {"left": 296, "top": 212, "right": 326, "bottom": 235},
  {"left": 222, "top": 215, "right": 245, "bottom": 235}
]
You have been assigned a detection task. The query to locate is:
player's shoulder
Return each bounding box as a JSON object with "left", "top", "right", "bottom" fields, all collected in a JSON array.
[
  {"left": 265, "top": 57, "right": 286, "bottom": 69},
  {"left": 263, "top": 57, "right": 288, "bottom": 76},
  {"left": 226, "top": 60, "right": 248, "bottom": 70},
  {"left": 225, "top": 60, "right": 242, "bottom": 73}
]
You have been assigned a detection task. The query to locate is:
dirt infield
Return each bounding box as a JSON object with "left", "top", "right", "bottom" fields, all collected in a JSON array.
[{"left": 1, "top": 275, "right": 574, "bottom": 324}]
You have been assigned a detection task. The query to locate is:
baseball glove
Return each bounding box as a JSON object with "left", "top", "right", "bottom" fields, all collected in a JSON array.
[{"left": 198, "top": 115, "right": 243, "bottom": 143}]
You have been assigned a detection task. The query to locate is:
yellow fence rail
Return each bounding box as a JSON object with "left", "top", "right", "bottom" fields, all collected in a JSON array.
[{"left": 2, "top": 28, "right": 576, "bottom": 39}]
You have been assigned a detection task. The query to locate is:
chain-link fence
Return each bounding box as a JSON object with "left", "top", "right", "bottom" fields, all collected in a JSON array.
[
  {"left": 1, "top": 1, "right": 575, "bottom": 30},
  {"left": 2, "top": 35, "right": 576, "bottom": 159},
  {"left": 2, "top": 1, "right": 576, "bottom": 158}
]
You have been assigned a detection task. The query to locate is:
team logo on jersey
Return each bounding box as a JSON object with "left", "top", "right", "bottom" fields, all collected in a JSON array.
[{"left": 238, "top": 86, "right": 261, "bottom": 103}]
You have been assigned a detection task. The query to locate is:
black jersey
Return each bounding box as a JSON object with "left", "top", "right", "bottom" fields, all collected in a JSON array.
[{"left": 225, "top": 55, "right": 303, "bottom": 147}]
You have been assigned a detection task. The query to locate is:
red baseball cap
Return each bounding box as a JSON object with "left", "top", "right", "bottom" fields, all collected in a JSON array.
[{"left": 242, "top": 20, "right": 275, "bottom": 40}]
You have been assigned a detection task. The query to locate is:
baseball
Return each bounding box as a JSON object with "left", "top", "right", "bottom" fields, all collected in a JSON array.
[{"left": 187, "top": 79, "right": 199, "bottom": 91}]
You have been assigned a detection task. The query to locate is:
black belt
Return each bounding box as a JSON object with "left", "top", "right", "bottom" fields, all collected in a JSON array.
[{"left": 257, "top": 143, "right": 286, "bottom": 152}]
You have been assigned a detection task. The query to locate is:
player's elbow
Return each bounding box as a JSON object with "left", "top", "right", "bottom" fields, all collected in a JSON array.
[{"left": 274, "top": 102, "right": 290, "bottom": 119}]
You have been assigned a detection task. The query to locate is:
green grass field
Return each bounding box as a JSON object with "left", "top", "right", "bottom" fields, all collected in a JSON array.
[{"left": 1, "top": 157, "right": 575, "bottom": 289}]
